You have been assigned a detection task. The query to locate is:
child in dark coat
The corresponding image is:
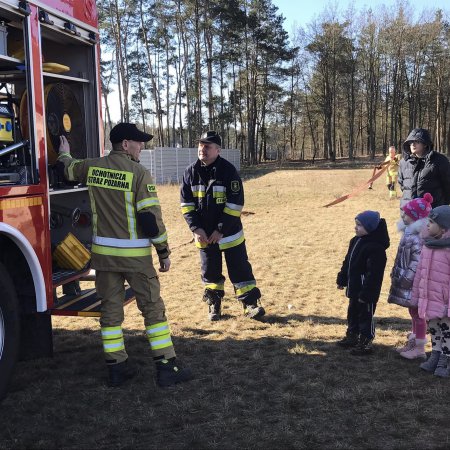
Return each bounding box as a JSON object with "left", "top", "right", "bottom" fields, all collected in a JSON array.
[{"left": 337, "top": 211, "right": 390, "bottom": 355}]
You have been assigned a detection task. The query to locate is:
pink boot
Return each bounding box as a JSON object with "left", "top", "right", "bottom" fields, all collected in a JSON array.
[
  {"left": 395, "top": 333, "right": 415, "bottom": 353},
  {"left": 400, "top": 338, "right": 427, "bottom": 360}
]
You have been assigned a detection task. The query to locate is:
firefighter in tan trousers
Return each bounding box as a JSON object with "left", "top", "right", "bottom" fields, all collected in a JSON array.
[{"left": 56, "top": 123, "right": 192, "bottom": 387}]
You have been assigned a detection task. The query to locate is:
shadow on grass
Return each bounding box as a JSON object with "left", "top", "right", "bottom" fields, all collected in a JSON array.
[
  {"left": 1, "top": 326, "right": 444, "bottom": 450},
  {"left": 263, "top": 313, "right": 411, "bottom": 330}
]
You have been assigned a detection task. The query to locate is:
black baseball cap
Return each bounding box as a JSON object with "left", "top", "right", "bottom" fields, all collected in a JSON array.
[
  {"left": 110, "top": 123, "right": 153, "bottom": 144},
  {"left": 198, "top": 130, "right": 221, "bottom": 147}
]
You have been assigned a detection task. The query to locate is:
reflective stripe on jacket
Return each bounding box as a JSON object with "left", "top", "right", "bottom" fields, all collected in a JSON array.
[
  {"left": 180, "top": 155, "right": 244, "bottom": 243},
  {"left": 58, "top": 150, "right": 169, "bottom": 271}
]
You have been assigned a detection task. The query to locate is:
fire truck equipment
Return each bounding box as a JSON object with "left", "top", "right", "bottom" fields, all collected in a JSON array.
[
  {"left": 42, "top": 62, "right": 70, "bottom": 74},
  {"left": 53, "top": 232, "right": 91, "bottom": 270},
  {"left": 20, "top": 83, "right": 86, "bottom": 166},
  {"left": 0, "top": 103, "right": 14, "bottom": 143}
]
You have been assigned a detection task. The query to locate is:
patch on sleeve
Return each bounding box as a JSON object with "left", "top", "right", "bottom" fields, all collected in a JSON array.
[
  {"left": 147, "top": 184, "right": 157, "bottom": 193},
  {"left": 231, "top": 180, "right": 240, "bottom": 192}
]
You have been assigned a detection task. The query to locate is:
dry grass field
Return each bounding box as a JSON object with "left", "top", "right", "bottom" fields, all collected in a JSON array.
[{"left": 2, "top": 165, "right": 450, "bottom": 449}]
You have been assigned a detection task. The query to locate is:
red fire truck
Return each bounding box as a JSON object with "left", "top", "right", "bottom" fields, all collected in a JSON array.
[{"left": 0, "top": 0, "right": 120, "bottom": 399}]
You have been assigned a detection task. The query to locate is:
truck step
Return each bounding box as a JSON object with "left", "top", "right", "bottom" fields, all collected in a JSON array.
[
  {"left": 52, "top": 268, "right": 91, "bottom": 288},
  {"left": 51, "top": 286, "right": 135, "bottom": 317}
]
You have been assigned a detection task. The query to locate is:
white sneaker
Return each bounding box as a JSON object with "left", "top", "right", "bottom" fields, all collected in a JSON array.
[
  {"left": 395, "top": 333, "right": 415, "bottom": 353},
  {"left": 400, "top": 339, "right": 427, "bottom": 360},
  {"left": 400, "top": 347, "right": 426, "bottom": 360}
]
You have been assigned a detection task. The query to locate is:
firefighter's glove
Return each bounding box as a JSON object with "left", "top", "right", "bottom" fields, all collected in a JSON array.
[
  {"left": 159, "top": 256, "right": 171, "bottom": 273},
  {"left": 57, "top": 135, "right": 71, "bottom": 156}
]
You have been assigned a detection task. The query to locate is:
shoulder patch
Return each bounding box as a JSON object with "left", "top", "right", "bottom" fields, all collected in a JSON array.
[
  {"left": 231, "top": 180, "right": 240, "bottom": 192},
  {"left": 147, "top": 184, "right": 157, "bottom": 193}
]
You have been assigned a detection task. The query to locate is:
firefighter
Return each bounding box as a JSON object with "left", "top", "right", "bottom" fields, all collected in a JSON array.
[
  {"left": 180, "top": 130, "right": 265, "bottom": 321},
  {"left": 56, "top": 123, "right": 192, "bottom": 388}
]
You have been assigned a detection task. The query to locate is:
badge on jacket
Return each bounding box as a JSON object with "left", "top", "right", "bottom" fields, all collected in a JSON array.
[
  {"left": 231, "top": 181, "right": 240, "bottom": 192},
  {"left": 147, "top": 184, "right": 157, "bottom": 192}
]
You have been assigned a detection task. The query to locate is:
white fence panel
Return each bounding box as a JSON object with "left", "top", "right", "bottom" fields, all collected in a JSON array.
[{"left": 140, "top": 148, "right": 240, "bottom": 184}]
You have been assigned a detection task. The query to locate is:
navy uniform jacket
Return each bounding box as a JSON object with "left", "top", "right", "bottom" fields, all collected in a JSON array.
[{"left": 180, "top": 156, "right": 244, "bottom": 247}]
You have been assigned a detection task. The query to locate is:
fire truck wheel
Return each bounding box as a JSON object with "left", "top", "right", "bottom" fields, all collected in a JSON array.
[{"left": 0, "top": 263, "right": 20, "bottom": 401}]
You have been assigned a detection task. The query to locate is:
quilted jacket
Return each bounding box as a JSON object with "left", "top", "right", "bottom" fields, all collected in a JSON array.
[
  {"left": 410, "top": 230, "right": 450, "bottom": 319},
  {"left": 388, "top": 218, "right": 426, "bottom": 307}
]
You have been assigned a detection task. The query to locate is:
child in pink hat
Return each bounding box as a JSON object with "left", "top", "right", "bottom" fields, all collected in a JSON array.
[{"left": 388, "top": 193, "right": 433, "bottom": 359}]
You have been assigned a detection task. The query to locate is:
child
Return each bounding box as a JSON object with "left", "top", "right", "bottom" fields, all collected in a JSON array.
[
  {"left": 385, "top": 146, "right": 401, "bottom": 199},
  {"left": 388, "top": 193, "right": 433, "bottom": 359},
  {"left": 336, "top": 210, "right": 390, "bottom": 355},
  {"left": 410, "top": 206, "right": 450, "bottom": 377}
]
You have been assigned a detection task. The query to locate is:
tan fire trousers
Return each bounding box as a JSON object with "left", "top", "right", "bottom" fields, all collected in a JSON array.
[{"left": 96, "top": 268, "right": 176, "bottom": 364}]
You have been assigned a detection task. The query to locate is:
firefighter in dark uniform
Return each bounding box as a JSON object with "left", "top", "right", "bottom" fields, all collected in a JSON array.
[
  {"left": 180, "top": 131, "right": 265, "bottom": 321},
  {"left": 56, "top": 123, "right": 192, "bottom": 387}
]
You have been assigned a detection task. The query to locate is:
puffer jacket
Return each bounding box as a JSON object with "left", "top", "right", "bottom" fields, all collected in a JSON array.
[
  {"left": 337, "top": 219, "right": 390, "bottom": 303},
  {"left": 398, "top": 128, "right": 450, "bottom": 207},
  {"left": 410, "top": 230, "right": 450, "bottom": 320},
  {"left": 388, "top": 218, "right": 426, "bottom": 307}
]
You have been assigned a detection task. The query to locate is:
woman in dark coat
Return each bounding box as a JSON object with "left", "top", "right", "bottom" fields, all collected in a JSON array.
[{"left": 398, "top": 128, "right": 450, "bottom": 207}]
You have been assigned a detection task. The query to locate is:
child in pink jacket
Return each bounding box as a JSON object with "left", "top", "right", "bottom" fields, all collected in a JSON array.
[
  {"left": 388, "top": 193, "right": 433, "bottom": 359},
  {"left": 411, "top": 205, "right": 450, "bottom": 377}
]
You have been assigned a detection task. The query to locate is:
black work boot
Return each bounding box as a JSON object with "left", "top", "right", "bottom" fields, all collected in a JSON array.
[
  {"left": 243, "top": 301, "right": 265, "bottom": 320},
  {"left": 203, "top": 289, "right": 223, "bottom": 321},
  {"left": 350, "top": 336, "right": 373, "bottom": 355},
  {"left": 107, "top": 359, "right": 136, "bottom": 387},
  {"left": 337, "top": 332, "right": 359, "bottom": 348},
  {"left": 156, "top": 358, "right": 193, "bottom": 388}
]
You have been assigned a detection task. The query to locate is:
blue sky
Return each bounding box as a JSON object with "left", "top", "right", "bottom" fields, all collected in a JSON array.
[{"left": 272, "top": 0, "right": 450, "bottom": 34}]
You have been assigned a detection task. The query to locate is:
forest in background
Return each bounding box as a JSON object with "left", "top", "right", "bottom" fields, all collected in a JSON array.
[{"left": 98, "top": 0, "right": 450, "bottom": 163}]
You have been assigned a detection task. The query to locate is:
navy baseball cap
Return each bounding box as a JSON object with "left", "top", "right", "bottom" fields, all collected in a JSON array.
[{"left": 110, "top": 123, "right": 153, "bottom": 144}]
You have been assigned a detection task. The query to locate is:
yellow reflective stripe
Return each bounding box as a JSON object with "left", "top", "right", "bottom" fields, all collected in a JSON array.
[
  {"left": 204, "top": 283, "right": 224, "bottom": 291},
  {"left": 193, "top": 191, "right": 206, "bottom": 198},
  {"left": 89, "top": 189, "right": 98, "bottom": 235},
  {"left": 101, "top": 326, "right": 125, "bottom": 352},
  {"left": 103, "top": 339, "right": 125, "bottom": 352},
  {"left": 92, "top": 244, "right": 151, "bottom": 257},
  {"left": 125, "top": 191, "right": 137, "bottom": 239},
  {"left": 219, "top": 235, "right": 244, "bottom": 249},
  {"left": 151, "top": 231, "right": 168, "bottom": 245},
  {"left": 181, "top": 205, "right": 196, "bottom": 214},
  {"left": 224, "top": 207, "right": 241, "bottom": 217},
  {"left": 195, "top": 241, "right": 208, "bottom": 249},
  {"left": 146, "top": 322, "right": 173, "bottom": 350},
  {"left": 235, "top": 283, "right": 256, "bottom": 296},
  {"left": 219, "top": 231, "right": 245, "bottom": 250},
  {"left": 137, "top": 197, "right": 160, "bottom": 211},
  {"left": 213, "top": 192, "right": 226, "bottom": 198},
  {"left": 146, "top": 322, "right": 170, "bottom": 334}
]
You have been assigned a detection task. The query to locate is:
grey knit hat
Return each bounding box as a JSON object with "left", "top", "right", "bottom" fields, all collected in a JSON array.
[{"left": 429, "top": 206, "right": 450, "bottom": 230}]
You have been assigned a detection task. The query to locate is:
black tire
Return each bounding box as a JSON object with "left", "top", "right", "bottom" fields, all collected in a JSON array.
[{"left": 0, "top": 261, "right": 20, "bottom": 401}]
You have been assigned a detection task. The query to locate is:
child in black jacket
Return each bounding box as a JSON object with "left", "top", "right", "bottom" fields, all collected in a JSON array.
[{"left": 336, "top": 210, "right": 390, "bottom": 355}]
